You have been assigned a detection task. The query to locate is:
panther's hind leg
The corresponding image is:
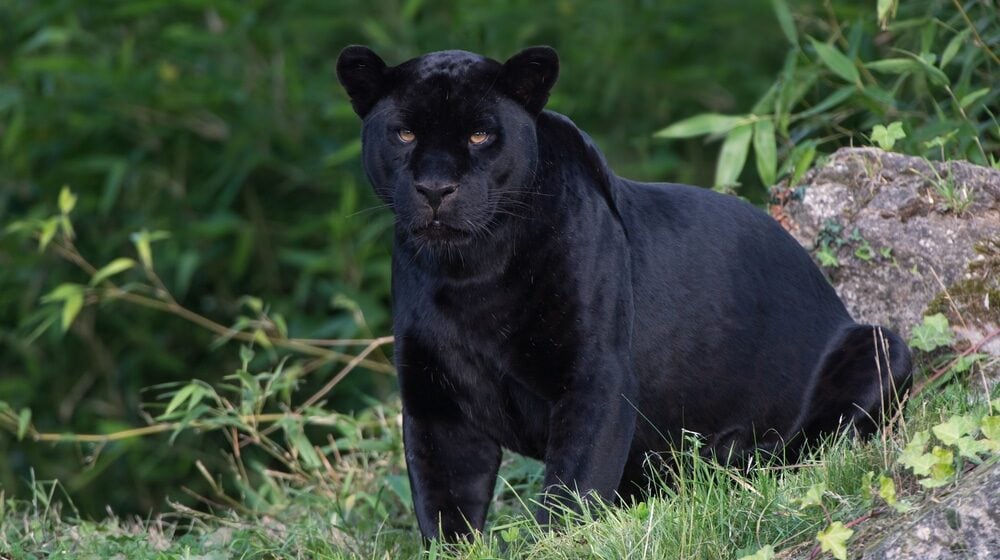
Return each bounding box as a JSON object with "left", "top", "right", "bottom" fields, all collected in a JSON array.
[{"left": 800, "top": 324, "right": 913, "bottom": 442}]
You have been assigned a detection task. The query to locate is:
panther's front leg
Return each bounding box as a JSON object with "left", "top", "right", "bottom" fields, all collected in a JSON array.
[
  {"left": 536, "top": 359, "right": 638, "bottom": 525},
  {"left": 403, "top": 409, "right": 502, "bottom": 540}
]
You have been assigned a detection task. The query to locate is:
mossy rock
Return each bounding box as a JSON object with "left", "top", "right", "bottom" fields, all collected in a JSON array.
[{"left": 774, "top": 148, "right": 1000, "bottom": 364}]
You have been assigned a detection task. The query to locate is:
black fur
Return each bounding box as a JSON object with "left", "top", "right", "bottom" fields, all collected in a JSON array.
[{"left": 336, "top": 46, "right": 913, "bottom": 541}]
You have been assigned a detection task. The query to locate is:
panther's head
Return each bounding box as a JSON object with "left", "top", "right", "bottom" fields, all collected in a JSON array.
[{"left": 337, "top": 46, "right": 558, "bottom": 246}]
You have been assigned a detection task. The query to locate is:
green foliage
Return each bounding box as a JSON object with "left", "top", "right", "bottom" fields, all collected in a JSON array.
[{"left": 656, "top": 0, "right": 1000, "bottom": 190}]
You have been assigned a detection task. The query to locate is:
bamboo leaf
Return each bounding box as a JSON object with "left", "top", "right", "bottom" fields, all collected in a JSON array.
[
  {"left": 877, "top": 0, "right": 898, "bottom": 29},
  {"left": 61, "top": 291, "right": 83, "bottom": 331},
  {"left": 809, "top": 37, "right": 860, "bottom": 86},
  {"left": 865, "top": 58, "right": 921, "bottom": 75},
  {"left": 959, "top": 88, "right": 990, "bottom": 109},
  {"left": 654, "top": 114, "right": 746, "bottom": 139},
  {"left": 753, "top": 119, "right": 777, "bottom": 186},
  {"left": 714, "top": 124, "right": 753, "bottom": 190},
  {"left": 940, "top": 29, "right": 971, "bottom": 68},
  {"left": 90, "top": 258, "right": 137, "bottom": 286},
  {"left": 770, "top": 0, "right": 797, "bottom": 46},
  {"left": 164, "top": 384, "right": 198, "bottom": 417},
  {"left": 797, "top": 86, "right": 855, "bottom": 119},
  {"left": 38, "top": 217, "right": 58, "bottom": 252}
]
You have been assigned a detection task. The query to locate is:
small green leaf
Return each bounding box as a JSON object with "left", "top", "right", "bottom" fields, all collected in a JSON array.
[
  {"left": 738, "top": 545, "right": 776, "bottom": 560},
  {"left": 808, "top": 37, "right": 860, "bottom": 86},
  {"left": 877, "top": 474, "right": 901, "bottom": 510},
  {"left": 62, "top": 291, "right": 83, "bottom": 331},
  {"left": 89, "top": 258, "right": 136, "bottom": 286},
  {"left": 817, "top": 521, "right": 854, "bottom": 560},
  {"left": 816, "top": 245, "right": 840, "bottom": 268},
  {"left": 940, "top": 29, "right": 972, "bottom": 68},
  {"left": 770, "top": 0, "right": 797, "bottom": 46},
  {"left": 654, "top": 114, "right": 746, "bottom": 139},
  {"left": 17, "top": 408, "right": 32, "bottom": 441},
  {"left": 130, "top": 229, "right": 171, "bottom": 270},
  {"left": 753, "top": 119, "right": 777, "bottom": 186},
  {"left": 959, "top": 88, "right": 990, "bottom": 110},
  {"left": 58, "top": 186, "right": 77, "bottom": 215},
  {"left": 908, "top": 313, "right": 954, "bottom": 351},
  {"left": 164, "top": 383, "right": 198, "bottom": 417},
  {"left": 273, "top": 313, "right": 288, "bottom": 338},
  {"left": 870, "top": 122, "right": 906, "bottom": 150},
  {"left": 714, "top": 124, "right": 753, "bottom": 190},
  {"left": 291, "top": 431, "right": 322, "bottom": 470},
  {"left": 787, "top": 142, "right": 817, "bottom": 188},
  {"left": 38, "top": 217, "right": 58, "bottom": 252}
]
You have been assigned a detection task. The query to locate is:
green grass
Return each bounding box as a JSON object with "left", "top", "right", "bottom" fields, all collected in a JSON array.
[{"left": 3, "top": 357, "right": 997, "bottom": 560}]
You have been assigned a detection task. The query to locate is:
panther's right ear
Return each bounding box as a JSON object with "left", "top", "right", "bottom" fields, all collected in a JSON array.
[{"left": 336, "top": 45, "right": 388, "bottom": 118}]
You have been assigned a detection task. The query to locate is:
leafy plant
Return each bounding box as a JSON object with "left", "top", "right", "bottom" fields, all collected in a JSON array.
[{"left": 655, "top": 0, "right": 999, "bottom": 193}]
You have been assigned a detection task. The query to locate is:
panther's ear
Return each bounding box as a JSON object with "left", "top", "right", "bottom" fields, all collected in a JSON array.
[
  {"left": 500, "top": 46, "right": 559, "bottom": 115},
  {"left": 336, "top": 45, "right": 388, "bottom": 118}
]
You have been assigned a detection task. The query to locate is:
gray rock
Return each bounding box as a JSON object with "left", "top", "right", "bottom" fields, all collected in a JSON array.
[
  {"left": 860, "top": 462, "right": 1000, "bottom": 560},
  {"left": 774, "top": 147, "right": 1000, "bottom": 355}
]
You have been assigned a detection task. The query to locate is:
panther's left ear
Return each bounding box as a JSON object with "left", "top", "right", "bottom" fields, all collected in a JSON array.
[
  {"left": 337, "top": 45, "right": 388, "bottom": 118},
  {"left": 500, "top": 46, "right": 559, "bottom": 115}
]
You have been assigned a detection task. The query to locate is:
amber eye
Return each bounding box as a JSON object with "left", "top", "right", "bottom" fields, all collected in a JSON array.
[
  {"left": 469, "top": 131, "right": 490, "bottom": 145},
  {"left": 397, "top": 129, "right": 416, "bottom": 143}
]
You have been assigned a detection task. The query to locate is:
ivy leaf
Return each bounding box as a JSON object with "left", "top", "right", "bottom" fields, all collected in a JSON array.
[
  {"left": 799, "top": 482, "right": 826, "bottom": 509},
  {"left": 738, "top": 544, "right": 776, "bottom": 560},
  {"left": 870, "top": 122, "right": 906, "bottom": 150},
  {"left": 982, "top": 415, "right": 1000, "bottom": 442},
  {"left": 899, "top": 430, "right": 933, "bottom": 475},
  {"left": 918, "top": 447, "right": 955, "bottom": 488},
  {"left": 817, "top": 521, "right": 854, "bottom": 560},
  {"left": 816, "top": 245, "right": 840, "bottom": 268},
  {"left": 932, "top": 414, "right": 979, "bottom": 446},
  {"left": 953, "top": 436, "right": 989, "bottom": 460},
  {"left": 908, "top": 313, "right": 954, "bottom": 351}
]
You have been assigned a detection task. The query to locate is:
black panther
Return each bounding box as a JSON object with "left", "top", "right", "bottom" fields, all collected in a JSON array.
[{"left": 336, "top": 45, "right": 912, "bottom": 541}]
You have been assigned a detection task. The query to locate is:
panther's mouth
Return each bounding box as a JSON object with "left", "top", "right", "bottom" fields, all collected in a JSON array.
[{"left": 411, "top": 220, "right": 474, "bottom": 243}]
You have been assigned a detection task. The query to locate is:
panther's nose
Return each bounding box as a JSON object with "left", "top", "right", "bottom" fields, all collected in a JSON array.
[{"left": 415, "top": 182, "right": 458, "bottom": 211}]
